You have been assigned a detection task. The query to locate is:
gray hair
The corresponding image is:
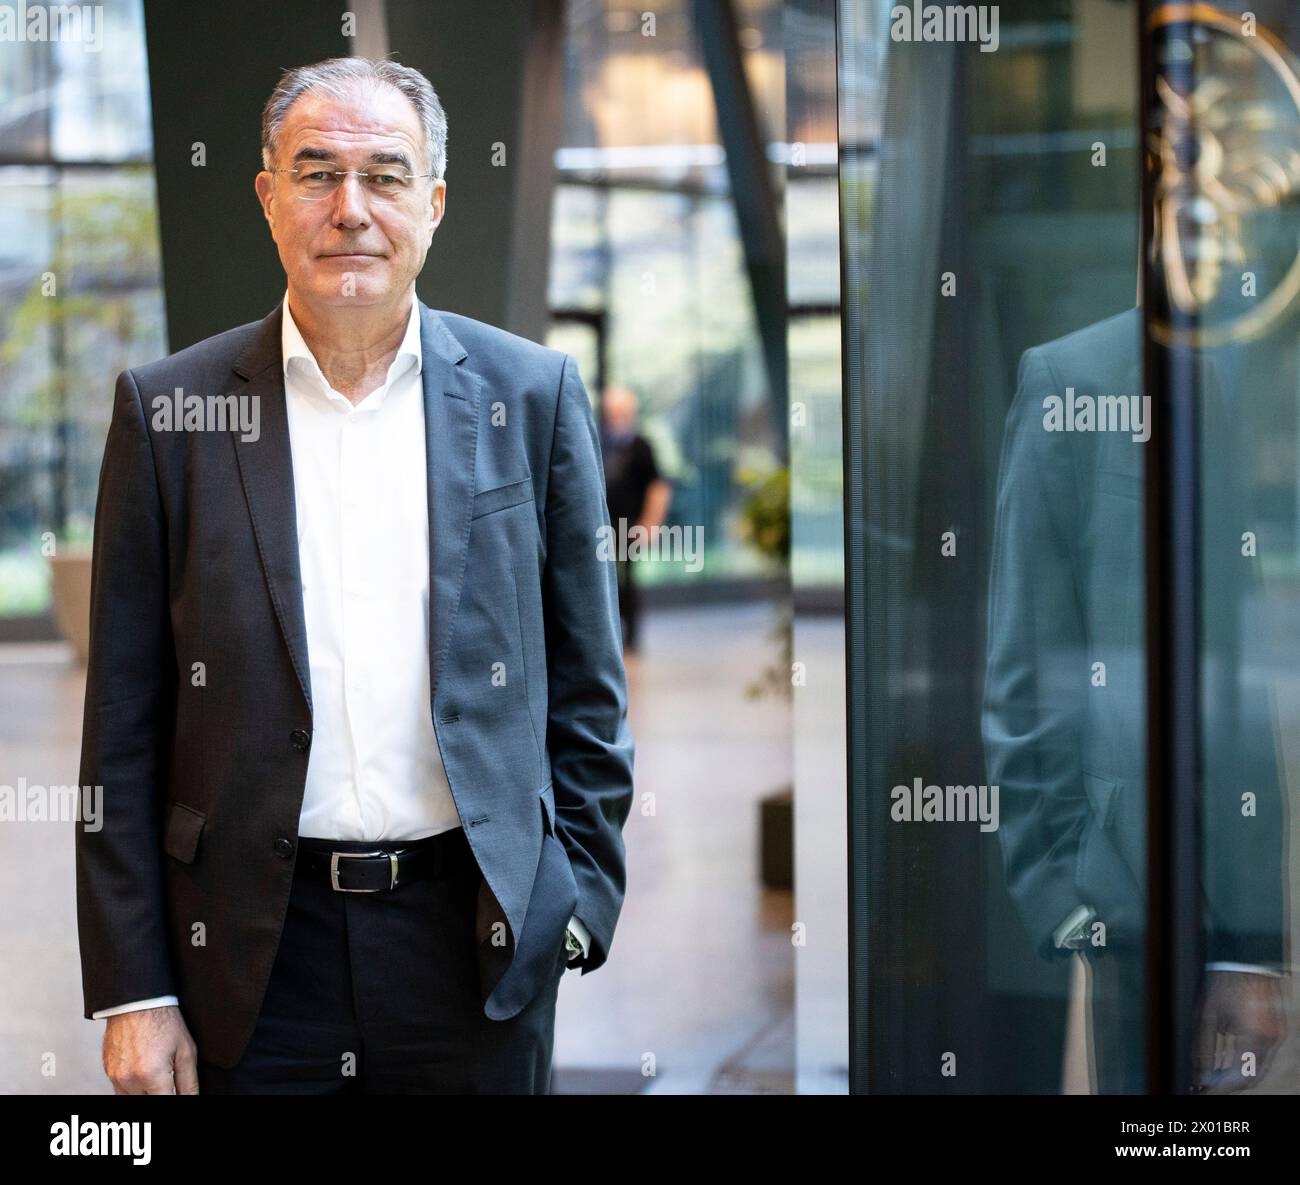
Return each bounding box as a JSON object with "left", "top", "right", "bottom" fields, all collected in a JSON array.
[{"left": 261, "top": 56, "right": 448, "bottom": 179}]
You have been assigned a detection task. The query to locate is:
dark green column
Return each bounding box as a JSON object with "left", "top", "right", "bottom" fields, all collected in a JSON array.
[
  {"left": 143, "top": 1, "right": 350, "bottom": 350},
  {"left": 385, "top": 0, "right": 565, "bottom": 343}
]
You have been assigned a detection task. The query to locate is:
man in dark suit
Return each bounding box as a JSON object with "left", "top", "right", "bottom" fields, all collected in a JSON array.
[
  {"left": 75, "top": 56, "right": 634, "bottom": 1093},
  {"left": 983, "top": 307, "right": 1288, "bottom": 1092}
]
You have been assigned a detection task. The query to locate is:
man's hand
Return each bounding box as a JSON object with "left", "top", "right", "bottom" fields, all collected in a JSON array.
[
  {"left": 1193, "top": 971, "right": 1287, "bottom": 1092},
  {"left": 102, "top": 1005, "right": 200, "bottom": 1095}
]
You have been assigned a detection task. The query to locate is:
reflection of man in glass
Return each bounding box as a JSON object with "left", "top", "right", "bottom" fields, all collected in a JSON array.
[
  {"left": 982, "top": 307, "right": 1288, "bottom": 1092},
  {"left": 599, "top": 385, "right": 671, "bottom": 655}
]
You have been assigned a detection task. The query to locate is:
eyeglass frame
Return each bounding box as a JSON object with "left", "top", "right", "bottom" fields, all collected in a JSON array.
[{"left": 265, "top": 165, "right": 440, "bottom": 200}]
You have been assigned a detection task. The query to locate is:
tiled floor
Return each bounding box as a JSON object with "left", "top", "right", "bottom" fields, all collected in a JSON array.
[{"left": 0, "top": 602, "right": 798, "bottom": 1094}]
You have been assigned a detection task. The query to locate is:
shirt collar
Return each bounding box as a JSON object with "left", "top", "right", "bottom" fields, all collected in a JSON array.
[{"left": 280, "top": 291, "right": 422, "bottom": 406}]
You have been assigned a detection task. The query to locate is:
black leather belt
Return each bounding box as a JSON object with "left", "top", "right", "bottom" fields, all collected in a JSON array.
[{"left": 295, "top": 826, "right": 473, "bottom": 892}]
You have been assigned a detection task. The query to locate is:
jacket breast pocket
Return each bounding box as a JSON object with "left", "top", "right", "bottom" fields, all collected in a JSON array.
[
  {"left": 472, "top": 477, "right": 534, "bottom": 520},
  {"left": 162, "top": 801, "right": 206, "bottom": 864}
]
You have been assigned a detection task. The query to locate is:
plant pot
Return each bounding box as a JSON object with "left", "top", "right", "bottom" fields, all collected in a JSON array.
[
  {"left": 50, "top": 548, "right": 93, "bottom": 662},
  {"left": 759, "top": 784, "right": 793, "bottom": 889}
]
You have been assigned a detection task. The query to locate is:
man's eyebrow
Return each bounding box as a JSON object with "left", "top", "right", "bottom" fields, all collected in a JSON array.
[
  {"left": 290, "top": 147, "right": 339, "bottom": 164},
  {"left": 289, "top": 147, "right": 414, "bottom": 171},
  {"left": 365, "top": 150, "right": 414, "bottom": 171}
]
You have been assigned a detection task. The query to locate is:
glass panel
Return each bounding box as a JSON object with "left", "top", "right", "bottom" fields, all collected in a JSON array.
[
  {"left": 0, "top": 168, "right": 56, "bottom": 615},
  {"left": 550, "top": 0, "right": 786, "bottom": 587},
  {"left": 787, "top": 0, "right": 847, "bottom": 1090},
  {"left": 0, "top": 36, "right": 54, "bottom": 159},
  {"left": 49, "top": 2, "right": 153, "bottom": 162},
  {"left": 559, "top": 0, "right": 730, "bottom": 188},
  {"left": 0, "top": 0, "right": 152, "bottom": 163},
  {"left": 0, "top": 166, "right": 166, "bottom": 618},
  {"left": 841, "top": 0, "right": 1148, "bottom": 1092},
  {"left": 548, "top": 177, "right": 778, "bottom": 584},
  {"left": 789, "top": 313, "right": 844, "bottom": 585},
  {"left": 546, "top": 318, "right": 601, "bottom": 401}
]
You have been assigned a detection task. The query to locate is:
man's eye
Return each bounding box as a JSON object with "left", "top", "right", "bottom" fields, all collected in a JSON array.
[
  {"left": 370, "top": 174, "right": 401, "bottom": 186},
  {"left": 302, "top": 171, "right": 333, "bottom": 182}
]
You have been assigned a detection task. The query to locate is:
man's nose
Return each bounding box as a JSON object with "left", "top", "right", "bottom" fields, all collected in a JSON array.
[{"left": 330, "top": 174, "right": 371, "bottom": 228}]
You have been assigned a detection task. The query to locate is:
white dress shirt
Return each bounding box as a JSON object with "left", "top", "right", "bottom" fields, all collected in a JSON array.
[
  {"left": 93, "top": 293, "right": 588, "bottom": 1019},
  {"left": 283, "top": 290, "right": 456, "bottom": 842}
]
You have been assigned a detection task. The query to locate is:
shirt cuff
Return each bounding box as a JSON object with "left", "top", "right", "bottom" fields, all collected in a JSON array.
[
  {"left": 566, "top": 914, "right": 591, "bottom": 960},
  {"left": 1052, "top": 904, "right": 1095, "bottom": 949},
  {"left": 1205, "top": 962, "right": 1284, "bottom": 978},
  {"left": 91, "top": 995, "right": 180, "bottom": 1019}
]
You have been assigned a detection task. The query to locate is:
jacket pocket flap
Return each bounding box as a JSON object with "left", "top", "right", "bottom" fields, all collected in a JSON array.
[
  {"left": 1081, "top": 770, "right": 1120, "bottom": 828},
  {"left": 472, "top": 478, "right": 533, "bottom": 519},
  {"left": 163, "top": 801, "right": 206, "bottom": 864}
]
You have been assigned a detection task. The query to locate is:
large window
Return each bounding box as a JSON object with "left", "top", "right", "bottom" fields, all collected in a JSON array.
[
  {"left": 547, "top": 0, "right": 787, "bottom": 586},
  {"left": 0, "top": 0, "right": 166, "bottom": 623}
]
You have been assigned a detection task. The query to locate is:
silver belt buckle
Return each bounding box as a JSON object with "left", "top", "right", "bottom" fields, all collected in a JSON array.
[{"left": 329, "top": 849, "right": 401, "bottom": 892}]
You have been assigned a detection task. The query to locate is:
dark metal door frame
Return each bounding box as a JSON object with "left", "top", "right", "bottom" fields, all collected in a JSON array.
[{"left": 1139, "top": 0, "right": 1207, "bottom": 1096}]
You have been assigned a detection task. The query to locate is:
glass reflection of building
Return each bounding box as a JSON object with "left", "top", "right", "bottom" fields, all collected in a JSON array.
[{"left": 840, "top": 0, "right": 1300, "bottom": 1095}]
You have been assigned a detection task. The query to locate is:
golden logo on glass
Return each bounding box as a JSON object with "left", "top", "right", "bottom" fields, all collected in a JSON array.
[{"left": 1148, "top": 4, "right": 1300, "bottom": 347}]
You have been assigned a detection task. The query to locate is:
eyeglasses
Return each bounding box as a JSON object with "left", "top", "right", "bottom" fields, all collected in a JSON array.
[{"left": 267, "top": 166, "right": 437, "bottom": 201}]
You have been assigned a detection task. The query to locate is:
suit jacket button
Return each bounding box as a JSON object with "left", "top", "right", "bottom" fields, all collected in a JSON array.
[
  {"left": 290, "top": 728, "right": 311, "bottom": 751},
  {"left": 273, "top": 837, "right": 295, "bottom": 859}
]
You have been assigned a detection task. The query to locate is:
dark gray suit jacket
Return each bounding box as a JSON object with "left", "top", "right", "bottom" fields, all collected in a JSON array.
[
  {"left": 75, "top": 299, "right": 635, "bottom": 1069},
  {"left": 983, "top": 307, "right": 1285, "bottom": 967}
]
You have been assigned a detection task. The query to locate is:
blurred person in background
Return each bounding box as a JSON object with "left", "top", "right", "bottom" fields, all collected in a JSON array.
[{"left": 600, "top": 384, "right": 671, "bottom": 655}]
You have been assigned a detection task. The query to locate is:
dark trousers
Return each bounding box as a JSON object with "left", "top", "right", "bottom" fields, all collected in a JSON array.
[
  {"left": 615, "top": 556, "right": 640, "bottom": 650},
  {"left": 197, "top": 826, "right": 565, "bottom": 1094}
]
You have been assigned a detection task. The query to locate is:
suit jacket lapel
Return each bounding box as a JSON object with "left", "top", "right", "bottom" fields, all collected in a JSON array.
[
  {"left": 229, "top": 303, "right": 314, "bottom": 716},
  {"left": 418, "top": 300, "right": 479, "bottom": 705}
]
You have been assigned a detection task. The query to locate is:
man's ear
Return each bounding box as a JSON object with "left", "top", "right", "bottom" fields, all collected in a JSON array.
[
  {"left": 254, "top": 171, "right": 276, "bottom": 231},
  {"left": 428, "top": 181, "right": 445, "bottom": 244}
]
